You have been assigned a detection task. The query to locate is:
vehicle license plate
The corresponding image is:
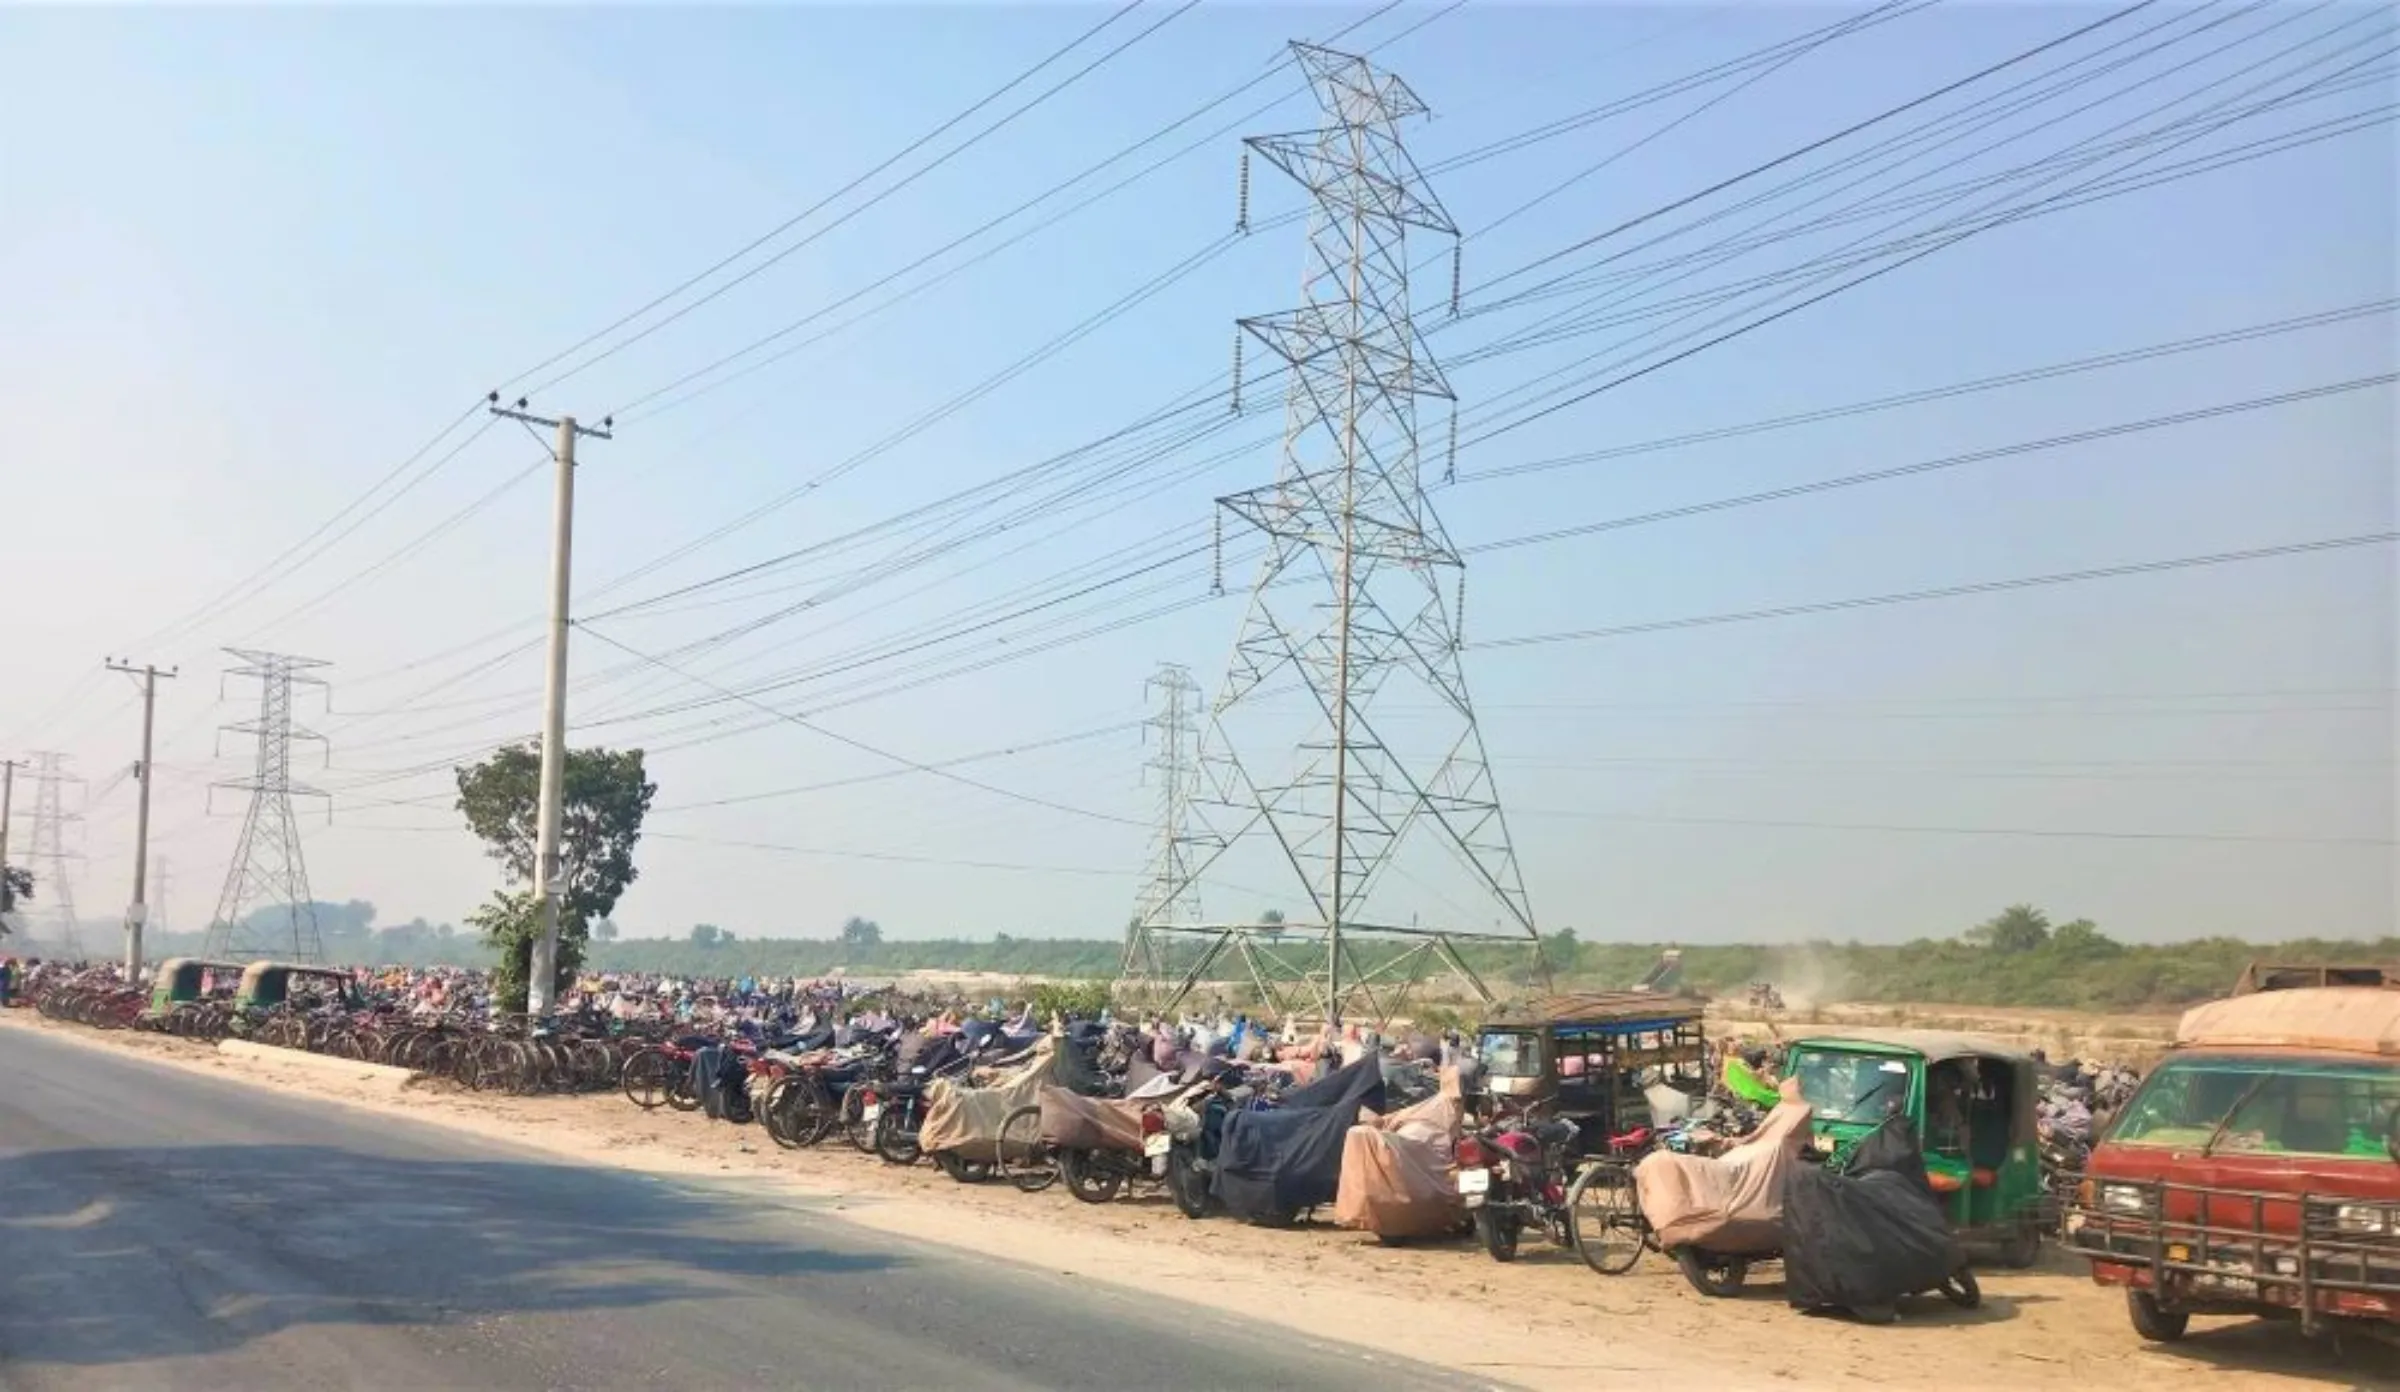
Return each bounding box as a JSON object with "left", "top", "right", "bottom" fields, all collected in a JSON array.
[
  {"left": 1458, "top": 1167, "right": 1491, "bottom": 1197},
  {"left": 861, "top": 1102, "right": 882, "bottom": 1123},
  {"left": 1144, "top": 1133, "right": 1173, "bottom": 1159}
]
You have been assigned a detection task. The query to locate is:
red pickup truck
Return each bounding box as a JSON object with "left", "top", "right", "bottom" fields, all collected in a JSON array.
[{"left": 2067, "top": 985, "right": 2400, "bottom": 1344}]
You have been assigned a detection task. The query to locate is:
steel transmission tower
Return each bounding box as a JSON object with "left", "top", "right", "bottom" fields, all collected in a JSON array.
[
  {"left": 24, "top": 752, "right": 85, "bottom": 958},
  {"left": 1123, "top": 43, "right": 1541, "bottom": 1027},
  {"left": 202, "top": 650, "right": 330, "bottom": 962},
  {"left": 1123, "top": 664, "right": 1203, "bottom": 995}
]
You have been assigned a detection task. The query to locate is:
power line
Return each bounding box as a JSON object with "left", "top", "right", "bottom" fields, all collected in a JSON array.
[
  {"left": 573, "top": 621, "right": 1146, "bottom": 829},
  {"left": 511, "top": 0, "right": 1175, "bottom": 398},
  {"left": 1510, "top": 806, "right": 2390, "bottom": 847},
  {"left": 1468, "top": 373, "right": 2396, "bottom": 553},
  {"left": 1479, "top": 532, "right": 2398, "bottom": 649}
]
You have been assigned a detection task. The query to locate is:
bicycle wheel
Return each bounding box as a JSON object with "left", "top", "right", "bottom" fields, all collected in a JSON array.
[
  {"left": 1566, "top": 1162, "right": 1647, "bottom": 1275},
  {"left": 998, "top": 1104, "right": 1058, "bottom": 1193}
]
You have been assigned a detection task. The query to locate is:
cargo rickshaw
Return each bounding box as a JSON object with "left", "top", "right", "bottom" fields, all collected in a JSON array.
[
  {"left": 1474, "top": 992, "right": 1711, "bottom": 1154},
  {"left": 1783, "top": 1027, "right": 2047, "bottom": 1266}
]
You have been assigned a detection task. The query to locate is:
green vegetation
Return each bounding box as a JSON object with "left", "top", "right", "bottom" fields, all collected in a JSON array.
[
  {"left": 555, "top": 905, "right": 2392, "bottom": 1015},
  {"left": 455, "top": 741, "right": 657, "bottom": 1012}
]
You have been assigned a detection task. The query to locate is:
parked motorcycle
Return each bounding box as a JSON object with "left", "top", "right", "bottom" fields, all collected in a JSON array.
[{"left": 1456, "top": 1109, "right": 1581, "bottom": 1262}]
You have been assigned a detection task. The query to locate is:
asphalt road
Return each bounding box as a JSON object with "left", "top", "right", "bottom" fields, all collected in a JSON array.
[{"left": 0, "top": 1024, "right": 1479, "bottom": 1392}]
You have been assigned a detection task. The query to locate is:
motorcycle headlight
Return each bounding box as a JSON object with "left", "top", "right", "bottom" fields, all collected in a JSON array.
[
  {"left": 2099, "top": 1182, "right": 2150, "bottom": 1215},
  {"left": 2334, "top": 1203, "right": 2396, "bottom": 1235}
]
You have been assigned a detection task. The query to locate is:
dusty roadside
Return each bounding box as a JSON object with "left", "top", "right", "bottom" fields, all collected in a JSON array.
[{"left": 0, "top": 1010, "right": 2377, "bottom": 1390}]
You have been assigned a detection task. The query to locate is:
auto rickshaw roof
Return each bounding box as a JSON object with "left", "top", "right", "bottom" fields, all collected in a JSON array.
[
  {"left": 1484, "top": 991, "right": 1707, "bottom": 1028},
  {"left": 1785, "top": 1026, "right": 2034, "bottom": 1066},
  {"left": 2176, "top": 987, "right": 2400, "bottom": 1056},
  {"left": 238, "top": 961, "right": 350, "bottom": 981},
  {"left": 156, "top": 957, "right": 248, "bottom": 975}
]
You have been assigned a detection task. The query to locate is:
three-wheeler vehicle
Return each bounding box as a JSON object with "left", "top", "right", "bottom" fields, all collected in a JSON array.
[
  {"left": 146, "top": 957, "right": 247, "bottom": 1016},
  {"left": 1783, "top": 1027, "right": 2048, "bottom": 1266},
  {"left": 1474, "top": 992, "right": 1711, "bottom": 1154},
  {"left": 233, "top": 960, "right": 359, "bottom": 1012},
  {"left": 2066, "top": 984, "right": 2400, "bottom": 1345}
]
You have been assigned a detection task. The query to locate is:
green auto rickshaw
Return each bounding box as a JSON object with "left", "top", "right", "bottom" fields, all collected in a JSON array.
[
  {"left": 1783, "top": 1027, "right": 2047, "bottom": 1267},
  {"left": 147, "top": 957, "right": 248, "bottom": 1016},
  {"left": 234, "top": 961, "right": 357, "bottom": 1012}
]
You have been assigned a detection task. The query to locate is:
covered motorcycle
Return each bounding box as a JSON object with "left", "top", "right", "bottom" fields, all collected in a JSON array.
[
  {"left": 1213, "top": 1054, "right": 1388, "bottom": 1225},
  {"left": 1782, "top": 1113, "right": 1978, "bottom": 1323},
  {"left": 914, "top": 1037, "right": 1056, "bottom": 1179},
  {"left": 1632, "top": 1087, "right": 1814, "bottom": 1294},
  {"left": 1333, "top": 1075, "right": 1465, "bottom": 1240}
]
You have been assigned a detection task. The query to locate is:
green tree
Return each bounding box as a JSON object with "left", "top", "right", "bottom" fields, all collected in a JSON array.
[
  {"left": 1967, "top": 903, "right": 2053, "bottom": 955},
  {"left": 456, "top": 740, "right": 657, "bottom": 1012},
  {"left": 1, "top": 864, "right": 32, "bottom": 928},
  {"left": 840, "top": 916, "right": 882, "bottom": 948},
  {"left": 689, "top": 923, "right": 722, "bottom": 949},
  {"left": 594, "top": 916, "right": 620, "bottom": 943},
  {"left": 2049, "top": 917, "right": 2120, "bottom": 958}
]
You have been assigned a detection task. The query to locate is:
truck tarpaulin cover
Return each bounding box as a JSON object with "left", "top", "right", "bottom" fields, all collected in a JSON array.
[
  {"left": 1634, "top": 1088, "right": 1814, "bottom": 1253},
  {"left": 1781, "top": 1114, "right": 1963, "bottom": 1314},
  {"left": 1214, "top": 1054, "right": 1389, "bottom": 1222},
  {"left": 1333, "top": 1073, "right": 1465, "bottom": 1238},
  {"left": 915, "top": 1039, "right": 1056, "bottom": 1159}
]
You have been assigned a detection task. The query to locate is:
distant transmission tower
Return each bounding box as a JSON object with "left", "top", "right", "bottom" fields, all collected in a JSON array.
[
  {"left": 1124, "top": 664, "right": 1202, "bottom": 995},
  {"left": 1123, "top": 43, "right": 1541, "bottom": 1027},
  {"left": 202, "top": 650, "right": 330, "bottom": 962},
  {"left": 24, "top": 752, "right": 85, "bottom": 958}
]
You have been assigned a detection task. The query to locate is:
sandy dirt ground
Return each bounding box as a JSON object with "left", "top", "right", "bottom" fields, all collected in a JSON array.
[{"left": 3, "top": 1009, "right": 2387, "bottom": 1391}]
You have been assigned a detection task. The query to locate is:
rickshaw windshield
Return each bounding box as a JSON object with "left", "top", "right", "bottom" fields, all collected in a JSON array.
[
  {"left": 1478, "top": 1031, "right": 1540, "bottom": 1079},
  {"left": 1792, "top": 1048, "right": 1913, "bottom": 1124}
]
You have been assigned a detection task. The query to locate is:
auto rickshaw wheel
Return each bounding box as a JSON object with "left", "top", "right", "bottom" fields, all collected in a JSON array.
[
  {"left": 2127, "top": 1290, "right": 2189, "bottom": 1342},
  {"left": 1674, "top": 1248, "right": 1749, "bottom": 1297},
  {"left": 1999, "top": 1225, "right": 2041, "bottom": 1269}
]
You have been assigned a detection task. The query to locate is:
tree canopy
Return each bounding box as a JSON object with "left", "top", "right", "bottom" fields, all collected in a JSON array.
[
  {"left": 840, "top": 916, "right": 882, "bottom": 948},
  {"left": 456, "top": 740, "right": 656, "bottom": 1011}
]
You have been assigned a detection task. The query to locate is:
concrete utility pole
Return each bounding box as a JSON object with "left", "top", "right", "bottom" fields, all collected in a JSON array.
[
  {"left": 487, "top": 394, "right": 610, "bottom": 1016},
  {"left": 107, "top": 659, "right": 177, "bottom": 977},
  {"left": 0, "top": 758, "right": 20, "bottom": 925}
]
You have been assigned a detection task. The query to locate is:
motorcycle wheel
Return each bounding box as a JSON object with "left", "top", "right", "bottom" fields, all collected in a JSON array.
[
  {"left": 1477, "top": 1207, "right": 1523, "bottom": 1263},
  {"left": 1674, "top": 1248, "right": 1749, "bottom": 1297},
  {"left": 872, "top": 1108, "right": 921, "bottom": 1167},
  {"left": 1060, "top": 1149, "right": 1122, "bottom": 1205},
  {"left": 840, "top": 1086, "right": 879, "bottom": 1152},
  {"left": 760, "top": 1078, "right": 803, "bottom": 1150},
  {"left": 1166, "top": 1146, "right": 1209, "bottom": 1219},
  {"left": 1941, "top": 1267, "right": 1982, "bottom": 1309}
]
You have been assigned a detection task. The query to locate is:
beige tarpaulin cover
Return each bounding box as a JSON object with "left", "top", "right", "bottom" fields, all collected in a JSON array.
[
  {"left": 1039, "top": 1085, "right": 1186, "bottom": 1153},
  {"left": 1634, "top": 1087, "right": 1815, "bottom": 1254},
  {"left": 2177, "top": 986, "right": 2400, "bottom": 1055},
  {"left": 917, "top": 1039, "right": 1056, "bottom": 1159},
  {"left": 1333, "top": 1075, "right": 1466, "bottom": 1238}
]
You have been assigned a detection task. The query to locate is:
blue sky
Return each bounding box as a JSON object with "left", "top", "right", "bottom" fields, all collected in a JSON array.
[{"left": 1, "top": 1, "right": 2391, "bottom": 948}]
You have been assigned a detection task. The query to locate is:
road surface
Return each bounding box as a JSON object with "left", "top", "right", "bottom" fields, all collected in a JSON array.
[{"left": 0, "top": 1024, "right": 1478, "bottom": 1391}]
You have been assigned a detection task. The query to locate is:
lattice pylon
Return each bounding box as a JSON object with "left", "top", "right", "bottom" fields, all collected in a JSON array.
[
  {"left": 1121, "top": 42, "right": 1544, "bottom": 1029},
  {"left": 201, "top": 650, "right": 330, "bottom": 962},
  {"left": 24, "top": 752, "right": 84, "bottom": 958}
]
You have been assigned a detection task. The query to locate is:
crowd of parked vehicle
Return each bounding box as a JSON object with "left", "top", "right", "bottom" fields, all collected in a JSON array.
[{"left": 9, "top": 950, "right": 2397, "bottom": 1353}]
